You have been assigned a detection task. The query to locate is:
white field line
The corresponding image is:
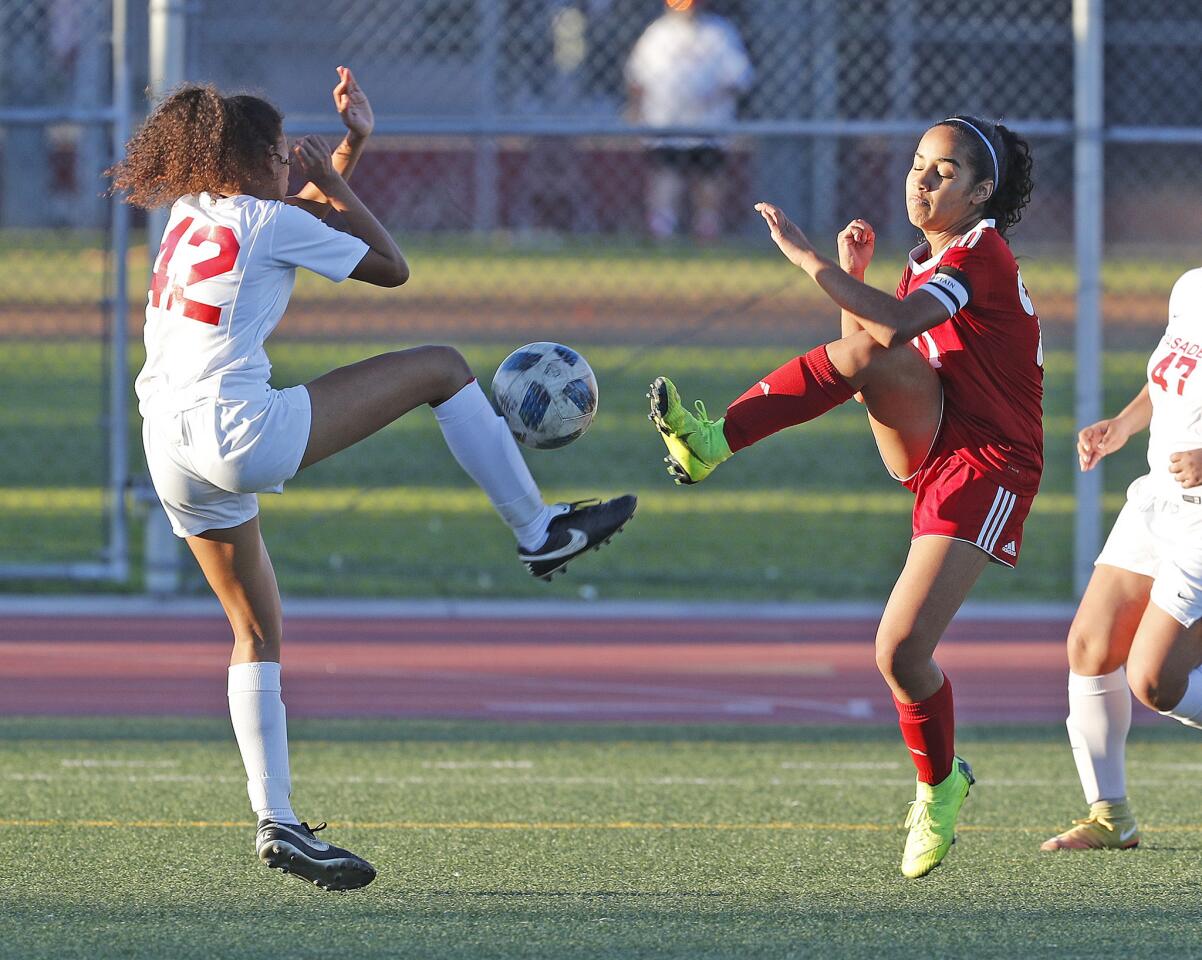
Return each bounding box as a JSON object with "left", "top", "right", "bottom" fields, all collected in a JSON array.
[
  {"left": 410, "top": 668, "right": 877, "bottom": 719},
  {"left": 487, "top": 701, "right": 773, "bottom": 716}
]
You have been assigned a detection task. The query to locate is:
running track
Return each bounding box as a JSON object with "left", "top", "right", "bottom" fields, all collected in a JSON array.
[{"left": 0, "top": 614, "right": 1123, "bottom": 725}]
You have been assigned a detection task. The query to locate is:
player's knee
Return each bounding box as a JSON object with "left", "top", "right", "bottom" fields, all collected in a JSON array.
[
  {"left": 413, "top": 345, "right": 473, "bottom": 401},
  {"left": 1065, "top": 622, "right": 1123, "bottom": 675},
  {"left": 828, "top": 330, "right": 881, "bottom": 379},
  {"left": 1127, "top": 669, "right": 1184, "bottom": 712},
  {"left": 874, "top": 634, "right": 928, "bottom": 687}
]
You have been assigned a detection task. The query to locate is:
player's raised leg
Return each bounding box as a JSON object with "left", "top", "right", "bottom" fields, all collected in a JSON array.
[
  {"left": 649, "top": 328, "right": 941, "bottom": 484},
  {"left": 1041, "top": 564, "right": 1146, "bottom": 852},
  {"left": 186, "top": 517, "right": 376, "bottom": 891},
  {"left": 303, "top": 345, "right": 636, "bottom": 580},
  {"left": 875, "top": 536, "right": 990, "bottom": 878}
]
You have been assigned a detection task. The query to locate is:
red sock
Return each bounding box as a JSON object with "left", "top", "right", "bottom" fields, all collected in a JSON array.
[
  {"left": 722, "top": 344, "right": 855, "bottom": 452},
  {"left": 893, "top": 675, "right": 955, "bottom": 785}
]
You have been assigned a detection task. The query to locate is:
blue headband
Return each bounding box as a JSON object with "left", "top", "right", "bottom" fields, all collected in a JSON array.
[{"left": 943, "top": 117, "right": 1000, "bottom": 187}]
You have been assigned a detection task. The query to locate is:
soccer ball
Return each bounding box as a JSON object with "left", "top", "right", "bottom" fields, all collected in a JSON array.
[{"left": 491, "top": 342, "right": 599, "bottom": 449}]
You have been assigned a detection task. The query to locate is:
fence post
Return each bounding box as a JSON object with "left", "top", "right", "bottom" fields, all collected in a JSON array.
[
  {"left": 142, "top": 0, "right": 188, "bottom": 594},
  {"left": 108, "top": 0, "right": 132, "bottom": 583},
  {"left": 1073, "top": 0, "right": 1104, "bottom": 597}
]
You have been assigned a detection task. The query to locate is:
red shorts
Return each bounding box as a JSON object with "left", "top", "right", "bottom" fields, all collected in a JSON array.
[{"left": 902, "top": 442, "right": 1035, "bottom": 568}]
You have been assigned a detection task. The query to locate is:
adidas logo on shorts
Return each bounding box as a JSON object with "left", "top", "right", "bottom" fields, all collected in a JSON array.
[{"left": 1001, "top": 540, "right": 1017, "bottom": 557}]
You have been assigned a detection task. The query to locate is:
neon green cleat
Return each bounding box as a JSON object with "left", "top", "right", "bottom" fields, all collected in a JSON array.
[
  {"left": 1040, "top": 800, "right": 1140, "bottom": 851},
  {"left": 900, "top": 756, "right": 975, "bottom": 879},
  {"left": 647, "top": 377, "right": 732, "bottom": 485}
]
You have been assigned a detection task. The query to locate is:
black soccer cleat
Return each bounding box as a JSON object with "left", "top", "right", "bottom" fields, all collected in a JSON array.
[
  {"left": 255, "top": 819, "right": 377, "bottom": 892},
  {"left": 518, "top": 495, "right": 637, "bottom": 581}
]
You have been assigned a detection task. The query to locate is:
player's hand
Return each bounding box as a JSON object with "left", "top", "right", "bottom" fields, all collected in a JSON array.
[
  {"left": 333, "top": 65, "right": 373, "bottom": 140},
  {"left": 1169, "top": 449, "right": 1202, "bottom": 488},
  {"left": 755, "top": 202, "right": 814, "bottom": 269},
  {"left": 1077, "top": 418, "right": 1129, "bottom": 471},
  {"left": 291, "top": 135, "right": 341, "bottom": 191},
  {"left": 837, "top": 219, "right": 875, "bottom": 277}
]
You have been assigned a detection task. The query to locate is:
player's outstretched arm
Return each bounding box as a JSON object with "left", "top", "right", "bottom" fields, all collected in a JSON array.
[
  {"left": 1078, "top": 384, "right": 1151, "bottom": 471},
  {"left": 291, "top": 135, "right": 408, "bottom": 287},
  {"left": 756, "top": 201, "right": 946, "bottom": 349},
  {"left": 290, "top": 66, "right": 374, "bottom": 219}
]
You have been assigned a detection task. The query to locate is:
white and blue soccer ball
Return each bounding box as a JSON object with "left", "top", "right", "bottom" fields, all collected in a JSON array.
[{"left": 491, "top": 342, "right": 598, "bottom": 449}]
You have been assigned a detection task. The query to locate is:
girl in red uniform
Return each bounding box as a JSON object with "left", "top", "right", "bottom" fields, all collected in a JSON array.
[{"left": 649, "top": 116, "right": 1039, "bottom": 878}]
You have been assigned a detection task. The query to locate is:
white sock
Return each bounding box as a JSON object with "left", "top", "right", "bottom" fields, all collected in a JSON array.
[
  {"left": 1066, "top": 668, "right": 1131, "bottom": 804},
  {"left": 1160, "top": 667, "right": 1202, "bottom": 730},
  {"left": 227, "top": 661, "right": 298, "bottom": 825},
  {"left": 434, "top": 379, "right": 552, "bottom": 549}
]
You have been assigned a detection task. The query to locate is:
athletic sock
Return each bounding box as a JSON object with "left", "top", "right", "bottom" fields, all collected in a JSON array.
[
  {"left": 1066, "top": 668, "right": 1131, "bottom": 804},
  {"left": 893, "top": 674, "right": 956, "bottom": 785},
  {"left": 722, "top": 345, "right": 855, "bottom": 452},
  {"left": 1159, "top": 666, "right": 1202, "bottom": 730},
  {"left": 227, "top": 661, "right": 298, "bottom": 825},
  {"left": 433, "top": 379, "right": 552, "bottom": 550}
]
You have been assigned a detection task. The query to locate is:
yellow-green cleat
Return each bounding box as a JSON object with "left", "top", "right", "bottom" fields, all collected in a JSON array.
[
  {"left": 900, "top": 756, "right": 975, "bottom": 879},
  {"left": 1040, "top": 800, "right": 1140, "bottom": 851},
  {"left": 647, "top": 377, "right": 732, "bottom": 485}
]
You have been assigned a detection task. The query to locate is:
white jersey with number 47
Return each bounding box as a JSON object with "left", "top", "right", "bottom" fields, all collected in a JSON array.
[
  {"left": 1146, "top": 268, "right": 1202, "bottom": 495},
  {"left": 135, "top": 192, "right": 368, "bottom": 417}
]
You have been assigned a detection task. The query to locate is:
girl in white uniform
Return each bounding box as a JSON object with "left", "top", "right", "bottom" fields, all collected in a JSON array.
[
  {"left": 1043, "top": 267, "right": 1202, "bottom": 851},
  {"left": 109, "top": 68, "right": 636, "bottom": 890}
]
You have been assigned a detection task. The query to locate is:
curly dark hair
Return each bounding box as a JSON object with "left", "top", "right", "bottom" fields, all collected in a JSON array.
[
  {"left": 107, "top": 86, "right": 284, "bottom": 208},
  {"left": 936, "top": 115, "right": 1034, "bottom": 238}
]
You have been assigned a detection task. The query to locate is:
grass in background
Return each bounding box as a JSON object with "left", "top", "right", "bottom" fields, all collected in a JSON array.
[
  {"left": 0, "top": 342, "right": 1153, "bottom": 599},
  {"left": 2, "top": 717, "right": 1201, "bottom": 960},
  {"left": 3, "top": 230, "right": 1201, "bottom": 306}
]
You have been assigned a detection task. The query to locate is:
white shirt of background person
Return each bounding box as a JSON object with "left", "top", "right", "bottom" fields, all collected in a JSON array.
[{"left": 625, "top": 5, "right": 754, "bottom": 135}]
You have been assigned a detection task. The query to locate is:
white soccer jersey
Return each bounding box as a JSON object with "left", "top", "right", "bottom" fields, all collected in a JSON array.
[
  {"left": 135, "top": 193, "right": 368, "bottom": 417},
  {"left": 1145, "top": 268, "right": 1202, "bottom": 496}
]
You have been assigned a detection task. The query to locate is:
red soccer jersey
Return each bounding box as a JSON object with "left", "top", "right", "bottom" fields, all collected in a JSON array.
[{"left": 896, "top": 219, "right": 1044, "bottom": 496}]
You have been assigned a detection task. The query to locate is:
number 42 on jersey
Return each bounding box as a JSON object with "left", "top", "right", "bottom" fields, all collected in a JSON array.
[{"left": 150, "top": 216, "right": 240, "bottom": 326}]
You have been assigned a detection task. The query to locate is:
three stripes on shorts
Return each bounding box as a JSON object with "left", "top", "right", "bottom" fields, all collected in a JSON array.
[{"left": 977, "top": 485, "right": 1016, "bottom": 554}]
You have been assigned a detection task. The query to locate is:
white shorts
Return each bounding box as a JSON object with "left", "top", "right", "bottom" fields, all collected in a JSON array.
[
  {"left": 1096, "top": 474, "right": 1202, "bottom": 628},
  {"left": 142, "top": 386, "right": 312, "bottom": 538}
]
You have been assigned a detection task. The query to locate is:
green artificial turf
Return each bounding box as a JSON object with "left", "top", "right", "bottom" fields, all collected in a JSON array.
[{"left": 2, "top": 717, "right": 1200, "bottom": 959}]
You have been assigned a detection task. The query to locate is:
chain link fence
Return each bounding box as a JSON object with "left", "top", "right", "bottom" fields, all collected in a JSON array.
[
  {"left": 3, "top": 0, "right": 1196, "bottom": 601},
  {"left": 1103, "top": 1, "right": 1202, "bottom": 346},
  {"left": 0, "top": 0, "right": 130, "bottom": 582}
]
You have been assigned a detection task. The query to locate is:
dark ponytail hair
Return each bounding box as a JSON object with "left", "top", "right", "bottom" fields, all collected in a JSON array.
[
  {"left": 937, "top": 115, "right": 1034, "bottom": 238},
  {"left": 107, "top": 85, "right": 284, "bottom": 208}
]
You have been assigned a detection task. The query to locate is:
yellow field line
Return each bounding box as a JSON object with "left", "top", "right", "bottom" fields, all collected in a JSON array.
[{"left": 2, "top": 818, "right": 1200, "bottom": 834}]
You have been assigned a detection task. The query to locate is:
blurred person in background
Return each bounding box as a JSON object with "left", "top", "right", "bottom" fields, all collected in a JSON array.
[{"left": 624, "top": 0, "right": 754, "bottom": 242}]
